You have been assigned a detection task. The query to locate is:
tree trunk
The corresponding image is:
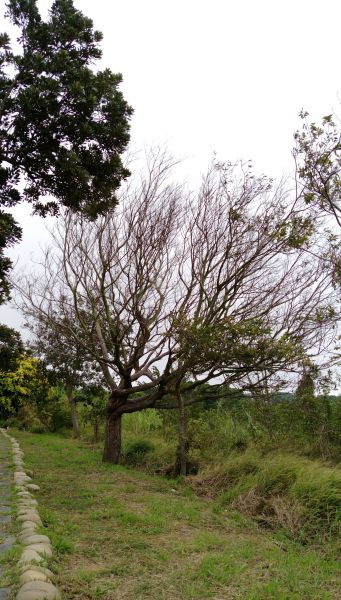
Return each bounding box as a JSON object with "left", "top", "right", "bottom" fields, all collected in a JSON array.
[
  {"left": 66, "top": 385, "right": 79, "bottom": 438},
  {"left": 103, "top": 413, "right": 122, "bottom": 463},
  {"left": 177, "top": 387, "right": 187, "bottom": 476}
]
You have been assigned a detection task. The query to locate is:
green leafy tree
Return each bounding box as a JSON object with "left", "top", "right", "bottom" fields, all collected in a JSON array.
[
  {"left": 0, "top": 0, "right": 133, "bottom": 300},
  {"left": 0, "top": 213, "right": 22, "bottom": 303},
  {"left": 76, "top": 384, "right": 107, "bottom": 442},
  {"left": 293, "top": 366, "right": 324, "bottom": 444},
  {"left": 294, "top": 111, "right": 341, "bottom": 226},
  {"left": 0, "top": 354, "right": 50, "bottom": 419},
  {"left": 295, "top": 367, "right": 316, "bottom": 401},
  {"left": 0, "top": 323, "right": 24, "bottom": 370}
]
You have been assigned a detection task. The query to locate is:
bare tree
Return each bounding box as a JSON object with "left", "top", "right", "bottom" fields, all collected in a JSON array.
[{"left": 15, "top": 151, "right": 338, "bottom": 465}]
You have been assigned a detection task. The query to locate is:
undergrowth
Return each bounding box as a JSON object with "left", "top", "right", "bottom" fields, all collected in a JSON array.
[
  {"left": 188, "top": 450, "right": 341, "bottom": 544},
  {"left": 119, "top": 406, "right": 341, "bottom": 546},
  {"left": 14, "top": 395, "right": 341, "bottom": 549}
]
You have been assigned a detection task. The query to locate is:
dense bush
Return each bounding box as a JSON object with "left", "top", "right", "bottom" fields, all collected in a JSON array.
[
  {"left": 237, "top": 394, "right": 341, "bottom": 460},
  {"left": 123, "top": 439, "right": 155, "bottom": 466}
]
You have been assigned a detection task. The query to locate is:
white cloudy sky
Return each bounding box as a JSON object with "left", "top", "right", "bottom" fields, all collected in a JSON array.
[{"left": 1, "top": 0, "right": 341, "bottom": 330}]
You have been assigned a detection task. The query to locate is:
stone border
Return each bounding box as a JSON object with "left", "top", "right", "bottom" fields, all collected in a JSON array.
[{"left": 0, "top": 430, "right": 61, "bottom": 600}]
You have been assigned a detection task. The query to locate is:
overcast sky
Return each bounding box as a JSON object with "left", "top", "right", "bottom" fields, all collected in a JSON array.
[{"left": 1, "top": 0, "right": 341, "bottom": 330}]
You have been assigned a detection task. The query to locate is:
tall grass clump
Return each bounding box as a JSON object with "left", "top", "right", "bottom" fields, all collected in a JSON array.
[
  {"left": 291, "top": 463, "right": 341, "bottom": 541},
  {"left": 123, "top": 409, "right": 163, "bottom": 436},
  {"left": 190, "top": 449, "right": 341, "bottom": 543}
]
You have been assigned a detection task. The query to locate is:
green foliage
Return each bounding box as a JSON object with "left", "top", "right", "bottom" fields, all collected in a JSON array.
[
  {"left": 29, "top": 317, "right": 103, "bottom": 390},
  {"left": 273, "top": 215, "right": 315, "bottom": 248},
  {"left": 186, "top": 406, "right": 251, "bottom": 457},
  {"left": 245, "top": 393, "right": 341, "bottom": 458},
  {"left": 0, "top": 0, "right": 133, "bottom": 300},
  {"left": 0, "top": 323, "right": 24, "bottom": 371},
  {"left": 294, "top": 110, "right": 341, "bottom": 226},
  {"left": 0, "top": 212, "right": 22, "bottom": 302},
  {"left": 0, "top": 354, "right": 50, "bottom": 418},
  {"left": 122, "top": 386, "right": 341, "bottom": 471},
  {"left": 0, "top": 352, "right": 74, "bottom": 431},
  {"left": 123, "top": 409, "right": 163, "bottom": 436},
  {"left": 42, "top": 385, "right": 72, "bottom": 432},
  {"left": 77, "top": 385, "right": 107, "bottom": 440},
  {"left": 121, "top": 410, "right": 176, "bottom": 471},
  {"left": 124, "top": 439, "right": 155, "bottom": 466},
  {"left": 174, "top": 315, "right": 305, "bottom": 374},
  {"left": 2, "top": 0, "right": 132, "bottom": 215},
  {"left": 29, "top": 420, "right": 49, "bottom": 433}
]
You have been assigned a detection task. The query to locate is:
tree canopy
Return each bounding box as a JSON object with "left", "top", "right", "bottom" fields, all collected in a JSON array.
[
  {"left": 0, "top": 323, "right": 24, "bottom": 371},
  {"left": 0, "top": 353, "right": 49, "bottom": 418},
  {"left": 28, "top": 315, "right": 105, "bottom": 435},
  {"left": 294, "top": 111, "right": 341, "bottom": 226},
  {"left": 16, "top": 152, "right": 338, "bottom": 462},
  {"left": 0, "top": 0, "right": 132, "bottom": 301},
  {"left": 28, "top": 315, "right": 100, "bottom": 390}
]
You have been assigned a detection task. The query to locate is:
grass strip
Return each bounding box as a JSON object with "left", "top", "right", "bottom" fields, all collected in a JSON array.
[{"left": 13, "top": 431, "right": 341, "bottom": 600}]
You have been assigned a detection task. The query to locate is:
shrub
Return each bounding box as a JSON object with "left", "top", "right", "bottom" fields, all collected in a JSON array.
[
  {"left": 49, "top": 403, "right": 72, "bottom": 432},
  {"left": 4, "top": 417, "right": 22, "bottom": 429},
  {"left": 124, "top": 440, "right": 155, "bottom": 466},
  {"left": 28, "top": 419, "right": 49, "bottom": 434}
]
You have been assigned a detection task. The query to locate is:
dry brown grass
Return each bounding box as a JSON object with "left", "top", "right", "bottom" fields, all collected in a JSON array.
[
  {"left": 187, "top": 459, "right": 259, "bottom": 498},
  {"left": 268, "top": 495, "right": 304, "bottom": 535},
  {"left": 230, "top": 490, "right": 305, "bottom": 535}
]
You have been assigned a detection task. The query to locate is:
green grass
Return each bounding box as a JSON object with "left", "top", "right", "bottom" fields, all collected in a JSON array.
[
  {"left": 8, "top": 431, "right": 341, "bottom": 599},
  {"left": 191, "top": 449, "right": 341, "bottom": 543}
]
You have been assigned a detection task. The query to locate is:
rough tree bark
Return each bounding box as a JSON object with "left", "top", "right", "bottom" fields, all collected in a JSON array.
[
  {"left": 103, "top": 414, "right": 122, "bottom": 463},
  {"left": 103, "top": 392, "right": 123, "bottom": 463}
]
